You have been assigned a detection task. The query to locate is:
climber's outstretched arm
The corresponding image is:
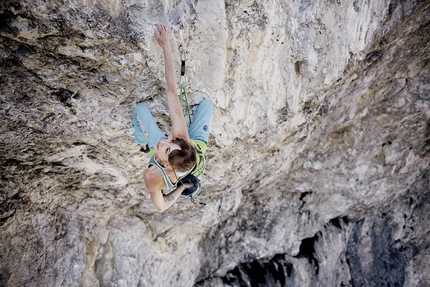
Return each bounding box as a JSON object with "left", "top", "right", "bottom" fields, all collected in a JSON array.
[
  {"left": 155, "top": 23, "right": 190, "bottom": 141},
  {"left": 144, "top": 167, "right": 192, "bottom": 212}
]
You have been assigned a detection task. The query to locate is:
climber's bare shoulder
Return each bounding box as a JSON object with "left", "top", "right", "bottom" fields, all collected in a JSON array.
[
  {"left": 143, "top": 167, "right": 174, "bottom": 212},
  {"left": 143, "top": 166, "right": 166, "bottom": 193}
]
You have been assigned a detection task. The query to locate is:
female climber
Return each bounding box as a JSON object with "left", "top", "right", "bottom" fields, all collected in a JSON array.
[{"left": 133, "top": 23, "right": 213, "bottom": 212}]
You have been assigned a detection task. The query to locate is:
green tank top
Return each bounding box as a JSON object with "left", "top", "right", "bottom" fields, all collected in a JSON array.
[{"left": 147, "top": 139, "right": 207, "bottom": 191}]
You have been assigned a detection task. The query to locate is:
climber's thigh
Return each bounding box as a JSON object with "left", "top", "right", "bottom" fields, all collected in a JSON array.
[{"left": 188, "top": 99, "right": 214, "bottom": 145}]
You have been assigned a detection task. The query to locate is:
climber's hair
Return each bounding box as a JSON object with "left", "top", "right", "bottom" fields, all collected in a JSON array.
[{"left": 168, "top": 138, "right": 197, "bottom": 172}]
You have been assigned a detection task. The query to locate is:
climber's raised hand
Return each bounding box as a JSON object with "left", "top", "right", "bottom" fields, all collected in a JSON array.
[{"left": 155, "top": 23, "right": 170, "bottom": 48}]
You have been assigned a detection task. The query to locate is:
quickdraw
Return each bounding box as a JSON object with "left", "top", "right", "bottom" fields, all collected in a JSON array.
[{"left": 179, "top": 46, "right": 192, "bottom": 126}]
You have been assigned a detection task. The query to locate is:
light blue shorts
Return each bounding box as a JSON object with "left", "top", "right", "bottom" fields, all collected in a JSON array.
[{"left": 133, "top": 99, "right": 214, "bottom": 150}]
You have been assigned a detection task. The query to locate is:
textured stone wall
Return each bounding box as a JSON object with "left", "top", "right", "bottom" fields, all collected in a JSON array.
[{"left": 1, "top": 0, "right": 429, "bottom": 286}]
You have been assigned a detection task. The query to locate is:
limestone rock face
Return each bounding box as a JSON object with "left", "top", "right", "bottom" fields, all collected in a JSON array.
[{"left": 1, "top": 0, "right": 429, "bottom": 286}]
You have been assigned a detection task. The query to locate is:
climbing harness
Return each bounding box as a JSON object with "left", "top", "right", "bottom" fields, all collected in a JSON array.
[{"left": 192, "top": 144, "right": 206, "bottom": 177}]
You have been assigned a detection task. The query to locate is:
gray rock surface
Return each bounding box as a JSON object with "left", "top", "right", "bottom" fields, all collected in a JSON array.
[{"left": 1, "top": 0, "right": 429, "bottom": 286}]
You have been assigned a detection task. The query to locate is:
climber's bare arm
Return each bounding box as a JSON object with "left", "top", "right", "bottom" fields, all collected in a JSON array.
[
  {"left": 143, "top": 167, "right": 192, "bottom": 212},
  {"left": 155, "top": 23, "right": 190, "bottom": 141}
]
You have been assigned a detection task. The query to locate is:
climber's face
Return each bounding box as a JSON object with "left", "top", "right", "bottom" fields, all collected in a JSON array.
[{"left": 154, "top": 139, "right": 181, "bottom": 168}]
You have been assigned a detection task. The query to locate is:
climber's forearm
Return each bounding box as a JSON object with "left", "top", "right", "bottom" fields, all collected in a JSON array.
[
  {"left": 163, "top": 43, "right": 177, "bottom": 97},
  {"left": 148, "top": 183, "right": 187, "bottom": 213},
  {"left": 157, "top": 184, "right": 191, "bottom": 212},
  {"left": 164, "top": 185, "right": 186, "bottom": 204}
]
